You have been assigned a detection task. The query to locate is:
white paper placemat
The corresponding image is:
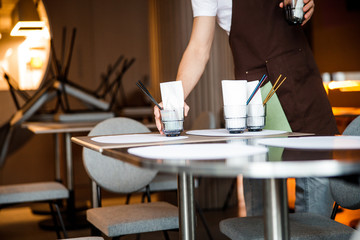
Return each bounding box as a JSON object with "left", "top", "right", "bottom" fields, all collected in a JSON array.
[
  {"left": 91, "top": 134, "right": 187, "bottom": 144},
  {"left": 186, "top": 129, "right": 286, "bottom": 137},
  {"left": 256, "top": 136, "right": 360, "bottom": 150},
  {"left": 128, "top": 143, "right": 268, "bottom": 160}
]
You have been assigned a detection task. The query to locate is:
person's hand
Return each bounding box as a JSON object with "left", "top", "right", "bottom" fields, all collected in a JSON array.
[
  {"left": 154, "top": 102, "right": 190, "bottom": 135},
  {"left": 301, "top": 0, "right": 315, "bottom": 26},
  {"left": 279, "top": 0, "right": 315, "bottom": 26}
]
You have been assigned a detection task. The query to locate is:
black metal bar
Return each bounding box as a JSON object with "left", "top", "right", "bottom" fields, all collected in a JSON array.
[
  {"left": 63, "top": 28, "right": 77, "bottom": 79},
  {"left": 60, "top": 27, "right": 67, "bottom": 71},
  {"left": 331, "top": 202, "right": 340, "bottom": 220},
  {"left": 49, "top": 202, "right": 61, "bottom": 239},
  {"left": 54, "top": 202, "right": 68, "bottom": 239}
]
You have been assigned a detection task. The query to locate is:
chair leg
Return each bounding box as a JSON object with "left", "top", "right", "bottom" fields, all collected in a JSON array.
[
  {"left": 196, "top": 201, "right": 214, "bottom": 240},
  {"left": 331, "top": 202, "right": 340, "bottom": 220},
  {"left": 48, "top": 202, "right": 61, "bottom": 239},
  {"left": 126, "top": 193, "right": 132, "bottom": 204},
  {"left": 162, "top": 230, "right": 170, "bottom": 240},
  {"left": 90, "top": 225, "right": 102, "bottom": 236},
  {"left": 222, "top": 178, "right": 237, "bottom": 211},
  {"left": 49, "top": 201, "right": 68, "bottom": 239},
  {"left": 141, "top": 185, "right": 152, "bottom": 203},
  {"left": 54, "top": 202, "right": 68, "bottom": 239}
]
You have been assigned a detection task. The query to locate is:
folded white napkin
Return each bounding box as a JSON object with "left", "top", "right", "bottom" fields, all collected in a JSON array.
[
  {"left": 246, "top": 80, "right": 263, "bottom": 105},
  {"left": 160, "top": 81, "right": 184, "bottom": 109},
  {"left": 221, "top": 80, "right": 247, "bottom": 106}
]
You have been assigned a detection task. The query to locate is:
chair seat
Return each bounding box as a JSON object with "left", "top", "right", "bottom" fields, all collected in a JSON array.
[
  {"left": 59, "top": 237, "right": 104, "bottom": 240},
  {"left": 219, "top": 212, "right": 355, "bottom": 240},
  {"left": 87, "top": 201, "right": 179, "bottom": 237},
  {"left": 0, "top": 181, "right": 69, "bottom": 205}
]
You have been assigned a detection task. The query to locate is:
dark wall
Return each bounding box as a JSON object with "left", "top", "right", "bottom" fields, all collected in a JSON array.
[{"left": 312, "top": 0, "right": 360, "bottom": 72}]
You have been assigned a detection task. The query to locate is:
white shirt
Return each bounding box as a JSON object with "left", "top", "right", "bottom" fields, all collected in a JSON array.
[{"left": 191, "top": 0, "right": 232, "bottom": 35}]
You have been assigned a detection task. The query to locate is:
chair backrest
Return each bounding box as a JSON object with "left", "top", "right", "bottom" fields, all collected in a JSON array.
[
  {"left": 330, "top": 115, "right": 360, "bottom": 209},
  {"left": 191, "top": 111, "right": 216, "bottom": 130},
  {"left": 83, "top": 117, "right": 158, "bottom": 194},
  {"left": 342, "top": 116, "right": 360, "bottom": 136}
]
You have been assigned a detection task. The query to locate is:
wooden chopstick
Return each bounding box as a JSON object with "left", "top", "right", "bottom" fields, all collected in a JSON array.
[{"left": 263, "top": 74, "right": 287, "bottom": 105}]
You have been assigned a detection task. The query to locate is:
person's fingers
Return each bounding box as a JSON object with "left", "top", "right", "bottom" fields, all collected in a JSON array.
[
  {"left": 154, "top": 103, "right": 164, "bottom": 134},
  {"left": 184, "top": 103, "right": 190, "bottom": 117},
  {"left": 302, "top": 0, "right": 315, "bottom": 26}
]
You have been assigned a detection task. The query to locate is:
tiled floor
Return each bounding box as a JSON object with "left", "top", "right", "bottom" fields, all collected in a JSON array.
[{"left": 1, "top": 197, "right": 360, "bottom": 240}]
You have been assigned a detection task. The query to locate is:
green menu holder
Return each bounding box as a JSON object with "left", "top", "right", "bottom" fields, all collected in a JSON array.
[{"left": 261, "top": 81, "right": 292, "bottom": 132}]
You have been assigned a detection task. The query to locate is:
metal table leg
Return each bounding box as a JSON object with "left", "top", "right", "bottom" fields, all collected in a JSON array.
[
  {"left": 263, "top": 178, "right": 289, "bottom": 240},
  {"left": 54, "top": 133, "right": 61, "bottom": 182},
  {"left": 65, "top": 132, "right": 75, "bottom": 212},
  {"left": 178, "top": 172, "right": 196, "bottom": 240}
]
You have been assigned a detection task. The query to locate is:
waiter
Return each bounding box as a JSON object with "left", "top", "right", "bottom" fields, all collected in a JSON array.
[{"left": 154, "top": 0, "right": 338, "bottom": 217}]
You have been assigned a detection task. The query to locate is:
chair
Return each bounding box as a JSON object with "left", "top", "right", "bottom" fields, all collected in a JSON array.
[
  {"left": 330, "top": 115, "right": 360, "bottom": 220},
  {"left": 219, "top": 212, "right": 354, "bottom": 240},
  {"left": 0, "top": 181, "right": 69, "bottom": 239},
  {"left": 60, "top": 237, "right": 104, "bottom": 240},
  {"left": 190, "top": 111, "right": 216, "bottom": 130},
  {"left": 219, "top": 116, "right": 360, "bottom": 239},
  {"left": 82, "top": 117, "right": 178, "bottom": 239}
]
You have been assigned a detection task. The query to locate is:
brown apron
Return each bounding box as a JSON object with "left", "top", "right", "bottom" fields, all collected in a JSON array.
[{"left": 229, "top": 0, "right": 338, "bottom": 135}]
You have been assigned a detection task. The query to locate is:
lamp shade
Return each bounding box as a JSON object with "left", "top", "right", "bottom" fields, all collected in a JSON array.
[{"left": 10, "top": 0, "right": 45, "bottom": 36}]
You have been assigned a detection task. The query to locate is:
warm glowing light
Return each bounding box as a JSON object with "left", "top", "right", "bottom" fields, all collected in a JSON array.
[
  {"left": 30, "top": 57, "right": 43, "bottom": 69},
  {"left": 327, "top": 80, "right": 360, "bottom": 92},
  {"left": 5, "top": 48, "right": 13, "bottom": 58},
  {"left": 17, "top": 38, "right": 47, "bottom": 90},
  {"left": 10, "top": 21, "right": 46, "bottom": 37}
]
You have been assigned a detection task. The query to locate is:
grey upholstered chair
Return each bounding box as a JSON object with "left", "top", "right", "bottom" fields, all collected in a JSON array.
[
  {"left": 82, "top": 117, "right": 178, "bottom": 239},
  {"left": 190, "top": 111, "right": 216, "bottom": 130},
  {"left": 59, "top": 237, "right": 104, "bottom": 240},
  {"left": 342, "top": 116, "right": 360, "bottom": 136},
  {"left": 0, "top": 181, "right": 69, "bottom": 238},
  {"left": 219, "top": 116, "right": 360, "bottom": 239},
  {"left": 219, "top": 212, "right": 354, "bottom": 240},
  {"left": 330, "top": 115, "right": 360, "bottom": 220}
]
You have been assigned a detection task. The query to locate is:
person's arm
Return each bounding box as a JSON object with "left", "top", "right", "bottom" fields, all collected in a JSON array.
[
  {"left": 279, "top": 0, "right": 315, "bottom": 26},
  {"left": 176, "top": 16, "right": 216, "bottom": 99},
  {"left": 154, "top": 16, "right": 216, "bottom": 133}
]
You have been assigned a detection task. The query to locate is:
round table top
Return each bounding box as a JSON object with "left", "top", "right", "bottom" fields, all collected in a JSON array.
[{"left": 102, "top": 137, "right": 360, "bottom": 179}]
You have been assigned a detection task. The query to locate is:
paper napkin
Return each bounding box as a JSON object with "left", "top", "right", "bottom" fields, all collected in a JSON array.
[{"left": 160, "top": 81, "right": 184, "bottom": 109}]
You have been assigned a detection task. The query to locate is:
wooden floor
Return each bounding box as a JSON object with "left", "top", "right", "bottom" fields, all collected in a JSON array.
[
  {"left": 0, "top": 197, "right": 239, "bottom": 240},
  {"left": 1, "top": 199, "right": 360, "bottom": 240}
]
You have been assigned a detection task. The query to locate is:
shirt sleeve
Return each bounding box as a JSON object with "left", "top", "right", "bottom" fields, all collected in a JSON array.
[{"left": 191, "top": 0, "right": 218, "bottom": 17}]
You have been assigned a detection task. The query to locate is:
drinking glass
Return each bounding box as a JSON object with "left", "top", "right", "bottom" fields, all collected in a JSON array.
[
  {"left": 284, "top": 0, "right": 304, "bottom": 25},
  {"left": 224, "top": 105, "right": 247, "bottom": 134},
  {"left": 247, "top": 104, "right": 266, "bottom": 131},
  {"left": 161, "top": 108, "right": 184, "bottom": 137}
]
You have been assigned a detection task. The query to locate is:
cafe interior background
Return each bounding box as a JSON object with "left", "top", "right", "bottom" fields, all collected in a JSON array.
[{"left": 0, "top": 0, "right": 359, "bottom": 229}]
